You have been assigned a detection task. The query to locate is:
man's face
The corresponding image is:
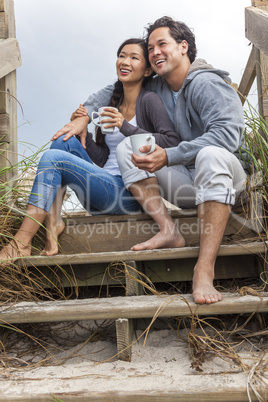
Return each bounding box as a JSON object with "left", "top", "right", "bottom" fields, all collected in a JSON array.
[{"left": 148, "top": 27, "right": 186, "bottom": 79}]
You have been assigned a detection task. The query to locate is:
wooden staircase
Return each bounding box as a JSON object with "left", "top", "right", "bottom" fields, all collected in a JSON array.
[{"left": 13, "top": 206, "right": 267, "bottom": 364}]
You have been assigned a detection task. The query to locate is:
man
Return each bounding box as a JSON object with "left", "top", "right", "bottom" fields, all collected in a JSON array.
[{"left": 53, "top": 17, "right": 247, "bottom": 305}]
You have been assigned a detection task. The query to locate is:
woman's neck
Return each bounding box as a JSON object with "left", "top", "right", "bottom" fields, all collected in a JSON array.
[{"left": 120, "top": 83, "right": 142, "bottom": 121}]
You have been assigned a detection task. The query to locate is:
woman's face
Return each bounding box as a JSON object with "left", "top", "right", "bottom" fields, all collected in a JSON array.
[{"left": 116, "top": 44, "right": 151, "bottom": 85}]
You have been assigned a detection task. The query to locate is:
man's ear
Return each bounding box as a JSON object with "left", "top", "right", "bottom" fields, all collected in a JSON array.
[
  {"left": 181, "top": 40, "right": 188, "bottom": 55},
  {"left": 144, "top": 67, "right": 153, "bottom": 77}
]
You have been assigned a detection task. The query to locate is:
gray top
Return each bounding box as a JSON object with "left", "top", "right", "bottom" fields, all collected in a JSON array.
[
  {"left": 83, "top": 88, "right": 179, "bottom": 167},
  {"left": 84, "top": 59, "right": 246, "bottom": 168}
]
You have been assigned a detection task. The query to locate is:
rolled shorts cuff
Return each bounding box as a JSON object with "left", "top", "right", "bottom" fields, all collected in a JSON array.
[
  {"left": 195, "top": 188, "right": 236, "bottom": 206},
  {"left": 122, "top": 168, "right": 155, "bottom": 189}
]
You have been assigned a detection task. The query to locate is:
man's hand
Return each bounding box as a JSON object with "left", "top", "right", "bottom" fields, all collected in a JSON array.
[
  {"left": 70, "top": 104, "right": 89, "bottom": 121},
  {"left": 51, "top": 115, "right": 89, "bottom": 149},
  {"left": 131, "top": 144, "right": 168, "bottom": 173}
]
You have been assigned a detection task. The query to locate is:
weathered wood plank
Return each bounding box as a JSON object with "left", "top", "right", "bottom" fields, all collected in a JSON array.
[
  {"left": 144, "top": 254, "right": 258, "bottom": 283},
  {"left": 125, "top": 261, "right": 143, "bottom": 296},
  {"left": 245, "top": 6, "right": 268, "bottom": 55},
  {"left": 2, "top": 389, "right": 263, "bottom": 402},
  {"left": 0, "top": 38, "right": 21, "bottom": 79},
  {"left": 0, "top": 12, "right": 8, "bottom": 38},
  {"left": 0, "top": 71, "right": 19, "bottom": 177},
  {"left": 252, "top": 0, "right": 268, "bottom": 9},
  {"left": 0, "top": 0, "right": 18, "bottom": 178},
  {"left": 0, "top": 292, "right": 268, "bottom": 324},
  {"left": 0, "top": 1, "right": 15, "bottom": 37},
  {"left": 115, "top": 318, "right": 133, "bottom": 361},
  {"left": 27, "top": 252, "right": 257, "bottom": 291},
  {"left": 259, "top": 51, "right": 268, "bottom": 121},
  {"left": 0, "top": 112, "right": 9, "bottom": 141},
  {"left": 17, "top": 241, "right": 267, "bottom": 268},
  {"left": 60, "top": 211, "right": 257, "bottom": 254},
  {"left": 0, "top": 0, "right": 11, "bottom": 13},
  {"left": 64, "top": 209, "right": 198, "bottom": 224},
  {"left": 238, "top": 46, "right": 256, "bottom": 104},
  {"left": 0, "top": 386, "right": 263, "bottom": 402}
]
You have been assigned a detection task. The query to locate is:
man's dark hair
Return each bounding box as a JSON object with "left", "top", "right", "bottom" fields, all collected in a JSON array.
[{"left": 145, "top": 16, "right": 197, "bottom": 63}]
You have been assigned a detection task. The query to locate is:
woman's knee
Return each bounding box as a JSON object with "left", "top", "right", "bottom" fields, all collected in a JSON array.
[
  {"left": 38, "top": 150, "right": 58, "bottom": 169},
  {"left": 50, "top": 135, "right": 78, "bottom": 151},
  {"left": 50, "top": 136, "right": 65, "bottom": 150}
]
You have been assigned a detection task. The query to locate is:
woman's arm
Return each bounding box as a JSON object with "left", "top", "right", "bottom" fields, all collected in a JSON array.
[
  {"left": 51, "top": 85, "right": 114, "bottom": 146},
  {"left": 120, "top": 91, "right": 180, "bottom": 148}
]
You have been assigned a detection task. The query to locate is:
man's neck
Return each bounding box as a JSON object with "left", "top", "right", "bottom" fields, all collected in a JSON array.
[{"left": 165, "top": 61, "right": 191, "bottom": 92}]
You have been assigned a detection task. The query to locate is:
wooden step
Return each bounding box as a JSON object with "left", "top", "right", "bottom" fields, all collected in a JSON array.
[
  {"left": 1, "top": 292, "right": 268, "bottom": 324},
  {"left": 0, "top": 380, "right": 265, "bottom": 401},
  {"left": 0, "top": 376, "right": 265, "bottom": 401},
  {"left": 59, "top": 208, "right": 260, "bottom": 254},
  {"left": 18, "top": 240, "right": 267, "bottom": 268}
]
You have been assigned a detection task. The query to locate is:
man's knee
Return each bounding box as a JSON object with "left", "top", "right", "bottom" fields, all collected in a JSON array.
[
  {"left": 116, "top": 137, "right": 132, "bottom": 170},
  {"left": 194, "top": 146, "right": 247, "bottom": 205},
  {"left": 196, "top": 146, "right": 228, "bottom": 170}
]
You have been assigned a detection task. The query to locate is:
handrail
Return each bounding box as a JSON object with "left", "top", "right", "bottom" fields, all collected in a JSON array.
[
  {"left": 0, "top": 0, "right": 21, "bottom": 181},
  {"left": 238, "top": 1, "right": 268, "bottom": 121},
  {"left": 245, "top": 6, "right": 268, "bottom": 56}
]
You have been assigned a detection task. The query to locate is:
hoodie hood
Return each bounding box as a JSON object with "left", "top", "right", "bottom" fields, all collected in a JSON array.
[{"left": 184, "top": 58, "right": 232, "bottom": 88}]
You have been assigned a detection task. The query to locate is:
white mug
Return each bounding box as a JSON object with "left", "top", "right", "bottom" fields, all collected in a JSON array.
[
  {"left": 130, "top": 133, "right": 156, "bottom": 156},
  {"left": 91, "top": 107, "right": 118, "bottom": 134}
]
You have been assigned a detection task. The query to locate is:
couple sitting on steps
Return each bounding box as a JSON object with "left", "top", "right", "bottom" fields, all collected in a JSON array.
[{"left": 0, "top": 17, "right": 248, "bottom": 305}]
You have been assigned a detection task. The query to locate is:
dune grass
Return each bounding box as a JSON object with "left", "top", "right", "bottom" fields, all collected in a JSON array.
[
  {"left": 0, "top": 141, "right": 80, "bottom": 302},
  {"left": 241, "top": 102, "right": 268, "bottom": 237}
]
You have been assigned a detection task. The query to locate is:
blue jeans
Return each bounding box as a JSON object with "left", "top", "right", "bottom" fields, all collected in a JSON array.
[{"left": 28, "top": 136, "right": 141, "bottom": 215}]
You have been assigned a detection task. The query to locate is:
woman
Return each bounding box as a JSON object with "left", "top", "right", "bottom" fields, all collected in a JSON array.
[{"left": 0, "top": 38, "right": 180, "bottom": 261}]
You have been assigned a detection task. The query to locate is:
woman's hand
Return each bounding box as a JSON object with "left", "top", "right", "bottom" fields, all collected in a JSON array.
[
  {"left": 70, "top": 104, "right": 88, "bottom": 121},
  {"left": 100, "top": 108, "right": 124, "bottom": 130}
]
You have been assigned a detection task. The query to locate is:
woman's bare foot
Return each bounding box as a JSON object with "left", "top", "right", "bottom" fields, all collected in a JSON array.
[
  {"left": 131, "top": 230, "right": 185, "bottom": 251},
  {"left": 41, "top": 218, "right": 65, "bottom": 256},
  {"left": 0, "top": 239, "right": 32, "bottom": 263},
  {"left": 192, "top": 265, "right": 222, "bottom": 304}
]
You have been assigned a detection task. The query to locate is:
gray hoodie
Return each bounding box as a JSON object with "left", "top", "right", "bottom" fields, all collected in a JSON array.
[{"left": 84, "top": 59, "right": 245, "bottom": 167}]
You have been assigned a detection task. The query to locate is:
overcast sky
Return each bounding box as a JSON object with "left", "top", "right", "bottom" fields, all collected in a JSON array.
[{"left": 13, "top": 0, "right": 255, "bottom": 157}]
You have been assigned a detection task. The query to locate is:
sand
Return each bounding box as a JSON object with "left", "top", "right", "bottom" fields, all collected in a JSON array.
[{"left": 0, "top": 318, "right": 266, "bottom": 401}]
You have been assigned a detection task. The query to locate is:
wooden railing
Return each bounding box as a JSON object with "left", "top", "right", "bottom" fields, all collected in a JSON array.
[
  {"left": 0, "top": 0, "right": 21, "bottom": 181},
  {"left": 238, "top": 0, "right": 268, "bottom": 122}
]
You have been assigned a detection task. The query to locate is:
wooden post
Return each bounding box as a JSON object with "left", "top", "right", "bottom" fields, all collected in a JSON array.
[
  {"left": 115, "top": 261, "right": 144, "bottom": 362},
  {"left": 238, "top": 46, "right": 256, "bottom": 104},
  {"left": 115, "top": 318, "right": 133, "bottom": 362},
  {"left": 0, "top": 0, "right": 21, "bottom": 182},
  {"left": 247, "top": 1, "right": 268, "bottom": 122},
  {"left": 125, "top": 261, "right": 144, "bottom": 296}
]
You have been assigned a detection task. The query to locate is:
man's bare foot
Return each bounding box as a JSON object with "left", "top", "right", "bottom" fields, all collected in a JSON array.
[
  {"left": 192, "top": 266, "right": 222, "bottom": 304},
  {"left": 131, "top": 230, "right": 185, "bottom": 251},
  {"left": 41, "top": 219, "right": 65, "bottom": 256},
  {"left": 0, "top": 239, "right": 32, "bottom": 263}
]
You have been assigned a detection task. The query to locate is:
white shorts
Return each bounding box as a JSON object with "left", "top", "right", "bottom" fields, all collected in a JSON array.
[{"left": 116, "top": 138, "right": 247, "bottom": 208}]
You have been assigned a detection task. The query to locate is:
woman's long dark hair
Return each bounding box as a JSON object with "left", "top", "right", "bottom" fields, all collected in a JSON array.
[{"left": 96, "top": 38, "right": 154, "bottom": 145}]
